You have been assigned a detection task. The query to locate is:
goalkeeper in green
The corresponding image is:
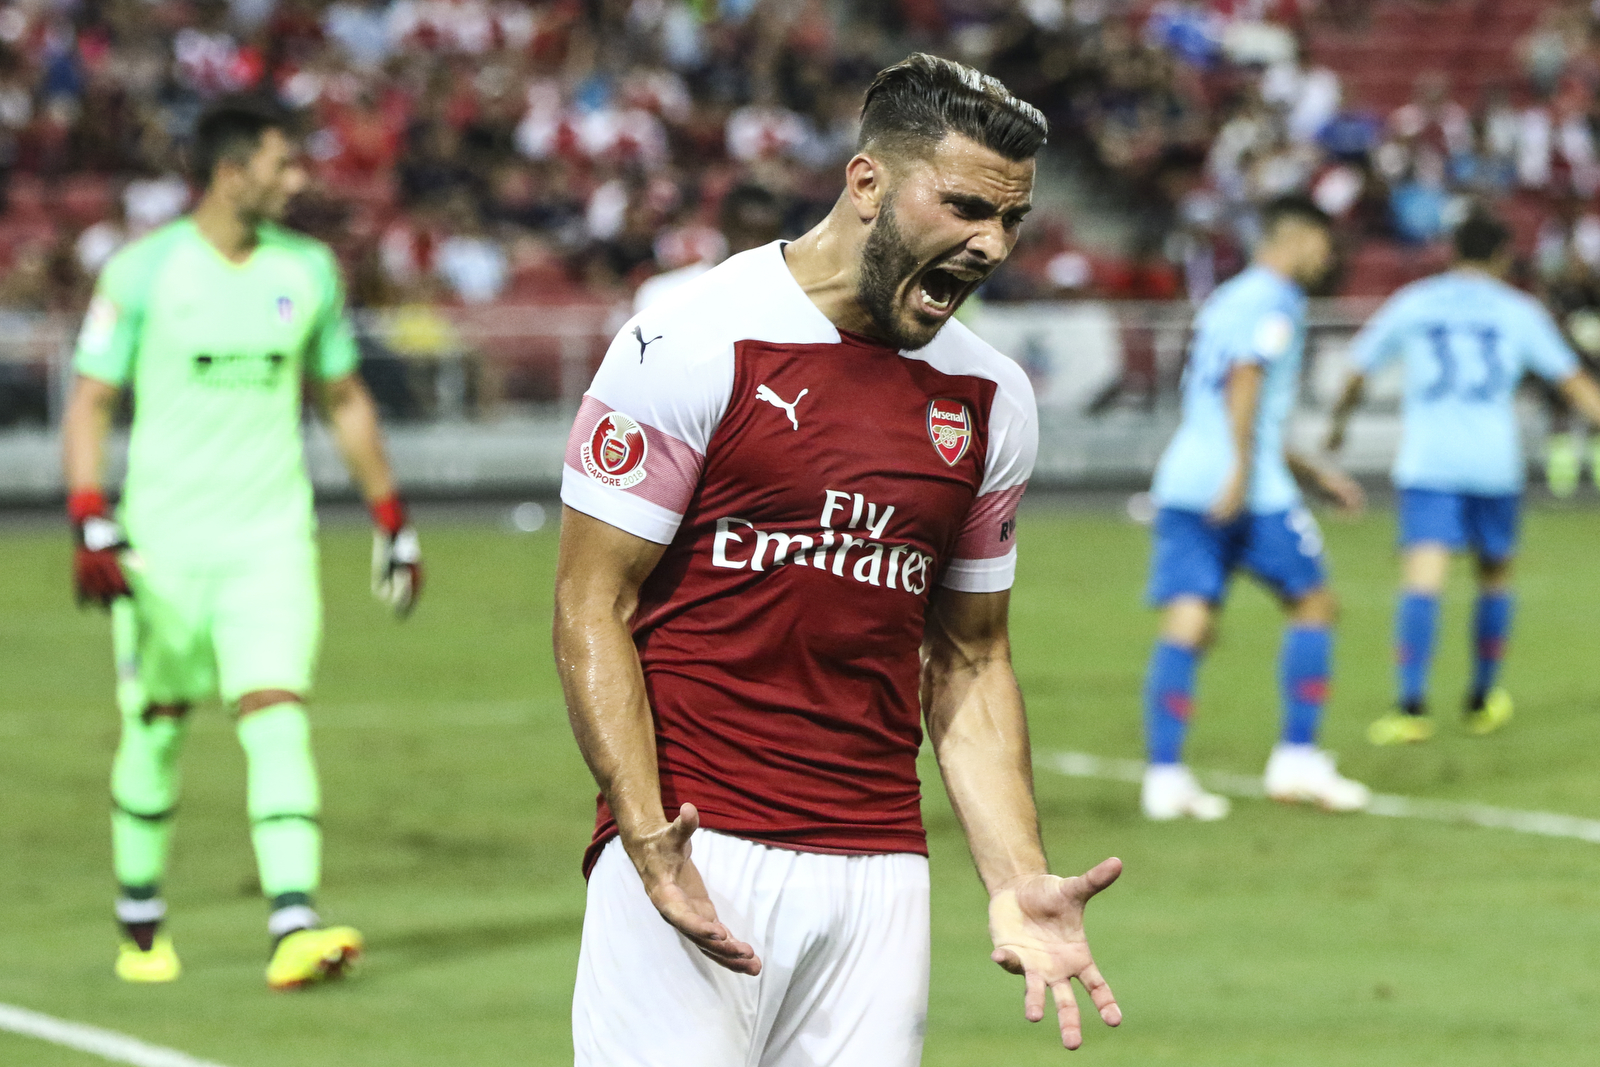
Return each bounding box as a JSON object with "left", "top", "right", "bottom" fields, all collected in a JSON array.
[{"left": 60, "top": 98, "right": 422, "bottom": 990}]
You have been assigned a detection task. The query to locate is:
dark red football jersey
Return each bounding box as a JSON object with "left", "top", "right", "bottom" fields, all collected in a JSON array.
[{"left": 562, "top": 242, "right": 1037, "bottom": 875}]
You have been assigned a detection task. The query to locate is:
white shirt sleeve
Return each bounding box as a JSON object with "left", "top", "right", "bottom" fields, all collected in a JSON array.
[
  {"left": 560, "top": 311, "right": 735, "bottom": 544},
  {"left": 941, "top": 362, "right": 1039, "bottom": 593}
]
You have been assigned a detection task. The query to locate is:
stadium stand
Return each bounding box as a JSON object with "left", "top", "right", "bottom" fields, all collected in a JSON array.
[{"left": 0, "top": 2, "right": 1592, "bottom": 320}]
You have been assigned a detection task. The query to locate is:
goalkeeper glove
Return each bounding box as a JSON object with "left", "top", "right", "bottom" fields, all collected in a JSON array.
[
  {"left": 370, "top": 495, "right": 422, "bottom": 618},
  {"left": 68, "top": 489, "right": 132, "bottom": 608}
]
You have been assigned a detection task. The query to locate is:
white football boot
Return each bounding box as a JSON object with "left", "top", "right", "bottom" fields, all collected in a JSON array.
[
  {"left": 1263, "top": 744, "right": 1371, "bottom": 812},
  {"left": 1141, "top": 763, "right": 1230, "bottom": 821}
]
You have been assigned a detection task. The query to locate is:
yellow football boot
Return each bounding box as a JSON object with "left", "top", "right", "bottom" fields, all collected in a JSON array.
[
  {"left": 1464, "top": 688, "right": 1513, "bottom": 737},
  {"left": 266, "top": 926, "right": 363, "bottom": 991},
  {"left": 115, "top": 935, "right": 180, "bottom": 983},
  {"left": 1367, "top": 712, "right": 1435, "bottom": 746}
]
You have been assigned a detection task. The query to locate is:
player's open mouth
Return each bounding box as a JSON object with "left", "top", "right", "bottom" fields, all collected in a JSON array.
[{"left": 916, "top": 266, "right": 981, "bottom": 317}]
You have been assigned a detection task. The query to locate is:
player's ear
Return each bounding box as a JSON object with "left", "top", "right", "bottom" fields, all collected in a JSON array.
[{"left": 844, "top": 153, "right": 887, "bottom": 223}]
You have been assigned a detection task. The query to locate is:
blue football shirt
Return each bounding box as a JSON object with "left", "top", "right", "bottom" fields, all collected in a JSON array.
[
  {"left": 1152, "top": 265, "right": 1307, "bottom": 514},
  {"left": 1348, "top": 270, "right": 1578, "bottom": 495}
]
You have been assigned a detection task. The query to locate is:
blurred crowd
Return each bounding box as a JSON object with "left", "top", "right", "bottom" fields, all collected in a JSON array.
[
  {"left": 0, "top": 0, "right": 1596, "bottom": 316},
  {"left": 994, "top": 0, "right": 1600, "bottom": 302}
]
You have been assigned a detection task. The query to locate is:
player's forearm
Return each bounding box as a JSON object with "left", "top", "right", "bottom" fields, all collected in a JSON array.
[
  {"left": 1558, "top": 372, "right": 1600, "bottom": 427},
  {"left": 61, "top": 376, "right": 118, "bottom": 492},
  {"left": 323, "top": 376, "right": 396, "bottom": 503},
  {"left": 1326, "top": 374, "right": 1365, "bottom": 447},
  {"left": 553, "top": 593, "right": 670, "bottom": 841},
  {"left": 925, "top": 635, "right": 1049, "bottom": 895},
  {"left": 1285, "top": 450, "right": 1321, "bottom": 485}
]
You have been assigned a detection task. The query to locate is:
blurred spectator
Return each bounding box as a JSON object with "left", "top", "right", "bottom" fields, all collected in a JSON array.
[
  {"left": 75, "top": 191, "right": 129, "bottom": 276},
  {"left": 435, "top": 193, "right": 508, "bottom": 304},
  {"left": 0, "top": 0, "right": 1590, "bottom": 317},
  {"left": 635, "top": 182, "right": 783, "bottom": 312}
]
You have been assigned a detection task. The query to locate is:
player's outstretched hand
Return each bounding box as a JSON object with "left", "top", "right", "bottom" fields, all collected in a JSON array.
[
  {"left": 68, "top": 489, "right": 132, "bottom": 609},
  {"left": 370, "top": 496, "right": 423, "bottom": 618},
  {"left": 1316, "top": 467, "right": 1366, "bottom": 516},
  {"left": 628, "top": 803, "right": 761, "bottom": 976},
  {"left": 989, "top": 857, "right": 1123, "bottom": 1051}
]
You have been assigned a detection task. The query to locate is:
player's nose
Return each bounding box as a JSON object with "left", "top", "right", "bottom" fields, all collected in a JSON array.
[{"left": 965, "top": 221, "right": 1009, "bottom": 265}]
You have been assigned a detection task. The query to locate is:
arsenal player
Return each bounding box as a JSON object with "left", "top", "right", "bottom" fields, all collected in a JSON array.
[{"left": 554, "top": 54, "right": 1121, "bottom": 1064}]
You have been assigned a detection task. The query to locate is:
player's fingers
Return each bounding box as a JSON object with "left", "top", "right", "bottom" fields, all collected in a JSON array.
[
  {"left": 1078, "top": 963, "right": 1121, "bottom": 1027},
  {"left": 695, "top": 942, "right": 763, "bottom": 976},
  {"left": 667, "top": 803, "right": 700, "bottom": 846},
  {"left": 1077, "top": 856, "right": 1123, "bottom": 900},
  {"left": 990, "top": 946, "right": 1024, "bottom": 975},
  {"left": 667, "top": 909, "right": 761, "bottom": 973},
  {"left": 1052, "top": 979, "right": 1084, "bottom": 1050},
  {"left": 1022, "top": 968, "right": 1047, "bottom": 1024}
]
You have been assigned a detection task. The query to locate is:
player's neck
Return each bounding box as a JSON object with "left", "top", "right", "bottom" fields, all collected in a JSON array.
[
  {"left": 782, "top": 205, "right": 881, "bottom": 338},
  {"left": 191, "top": 195, "right": 261, "bottom": 264},
  {"left": 1251, "top": 250, "right": 1298, "bottom": 288}
]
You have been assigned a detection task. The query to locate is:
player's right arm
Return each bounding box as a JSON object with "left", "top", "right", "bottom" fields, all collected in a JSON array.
[
  {"left": 62, "top": 251, "right": 145, "bottom": 606},
  {"left": 1326, "top": 294, "right": 1406, "bottom": 454},
  {"left": 61, "top": 374, "right": 131, "bottom": 606},
  {"left": 552, "top": 508, "right": 761, "bottom": 976},
  {"left": 1324, "top": 372, "right": 1365, "bottom": 454}
]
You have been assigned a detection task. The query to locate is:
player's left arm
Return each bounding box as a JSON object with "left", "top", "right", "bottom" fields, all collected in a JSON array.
[
  {"left": 310, "top": 244, "right": 421, "bottom": 616},
  {"left": 1557, "top": 371, "right": 1600, "bottom": 425},
  {"left": 923, "top": 585, "right": 1122, "bottom": 1051},
  {"left": 318, "top": 372, "right": 421, "bottom": 617}
]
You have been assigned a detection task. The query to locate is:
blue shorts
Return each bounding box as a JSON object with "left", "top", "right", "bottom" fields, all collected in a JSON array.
[
  {"left": 1397, "top": 488, "right": 1520, "bottom": 562},
  {"left": 1147, "top": 506, "right": 1328, "bottom": 606}
]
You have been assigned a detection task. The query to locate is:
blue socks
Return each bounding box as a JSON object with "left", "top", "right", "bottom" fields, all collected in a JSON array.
[
  {"left": 1144, "top": 641, "right": 1197, "bottom": 765},
  {"left": 1395, "top": 589, "right": 1513, "bottom": 711},
  {"left": 1279, "top": 626, "right": 1331, "bottom": 745},
  {"left": 1471, "top": 591, "right": 1513, "bottom": 704},
  {"left": 1145, "top": 626, "right": 1332, "bottom": 759},
  {"left": 1395, "top": 591, "right": 1439, "bottom": 712}
]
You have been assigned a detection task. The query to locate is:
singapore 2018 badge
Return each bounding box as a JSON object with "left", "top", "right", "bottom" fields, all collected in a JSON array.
[
  {"left": 927, "top": 398, "right": 971, "bottom": 466},
  {"left": 580, "top": 411, "right": 649, "bottom": 488}
]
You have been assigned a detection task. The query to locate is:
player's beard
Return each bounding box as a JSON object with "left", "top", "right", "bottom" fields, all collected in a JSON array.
[{"left": 857, "top": 198, "right": 937, "bottom": 352}]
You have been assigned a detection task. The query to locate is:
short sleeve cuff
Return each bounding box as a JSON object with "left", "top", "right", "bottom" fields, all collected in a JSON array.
[
  {"left": 561, "top": 465, "right": 683, "bottom": 545},
  {"left": 939, "top": 547, "right": 1017, "bottom": 593}
]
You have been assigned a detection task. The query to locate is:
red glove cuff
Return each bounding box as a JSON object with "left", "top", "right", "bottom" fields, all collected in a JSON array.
[
  {"left": 68, "top": 489, "right": 108, "bottom": 525},
  {"left": 370, "top": 494, "right": 408, "bottom": 536}
]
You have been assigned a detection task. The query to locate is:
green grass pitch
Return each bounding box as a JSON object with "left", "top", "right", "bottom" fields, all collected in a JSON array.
[{"left": 4, "top": 502, "right": 1600, "bottom": 1066}]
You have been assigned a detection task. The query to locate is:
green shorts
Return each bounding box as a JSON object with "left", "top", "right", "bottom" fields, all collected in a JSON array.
[{"left": 112, "top": 545, "right": 322, "bottom": 708}]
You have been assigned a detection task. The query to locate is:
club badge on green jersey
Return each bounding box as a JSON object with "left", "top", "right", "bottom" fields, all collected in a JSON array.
[{"left": 276, "top": 296, "right": 294, "bottom": 323}]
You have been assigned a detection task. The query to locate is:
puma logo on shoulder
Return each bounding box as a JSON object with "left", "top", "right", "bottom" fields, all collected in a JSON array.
[
  {"left": 755, "top": 384, "right": 808, "bottom": 430},
  {"left": 633, "top": 326, "right": 663, "bottom": 363}
]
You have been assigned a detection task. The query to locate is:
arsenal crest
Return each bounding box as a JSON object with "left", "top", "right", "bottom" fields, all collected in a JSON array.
[
  {"left": 580, "top": 411, "right": 649, "bottom": 488},
  {"left": 927, "top": 398, "right": 971, "bottom": 466}
]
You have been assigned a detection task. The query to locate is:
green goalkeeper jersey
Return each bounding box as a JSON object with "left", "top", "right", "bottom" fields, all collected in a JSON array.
[{"left": 74, "top": 218, "right": 360, "bottom": 563}]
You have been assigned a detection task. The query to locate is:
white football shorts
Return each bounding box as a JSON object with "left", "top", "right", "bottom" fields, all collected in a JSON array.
[{"left": 572, "top": 829, "right": 930, "bottom": 1066}]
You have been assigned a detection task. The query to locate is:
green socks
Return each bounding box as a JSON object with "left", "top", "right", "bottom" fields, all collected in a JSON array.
[
  {"left": 237, "top": 701, "right": 322, "bottom": 899},
  {"left": 111, "top": 707, "right": 187, "bottom": 890},
  {"left": 110, "top": 698, "right": 322, "bottom": 929}
]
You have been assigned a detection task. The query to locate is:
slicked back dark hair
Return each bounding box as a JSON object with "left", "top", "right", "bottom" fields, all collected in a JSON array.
[
  {"left": 191, "top": 96, "right": 290, "bottom": 186},
  {"left": 1259, "top": 193, "right": 1332, "bottom": 236},
  {"left": 858, "top": 53, "right": 1047, "bottom": 163},
  {"left": 1454, "top": 210, "right": 1510, "bottom": 262}
]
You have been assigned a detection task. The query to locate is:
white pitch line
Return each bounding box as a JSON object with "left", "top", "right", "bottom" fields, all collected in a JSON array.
[
  {"left": 0, "top": 1003, "right": 235, "bottom": 1067},
  {"left": 1042, "top": 750, "right": 1600, "bottom": 845}
]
